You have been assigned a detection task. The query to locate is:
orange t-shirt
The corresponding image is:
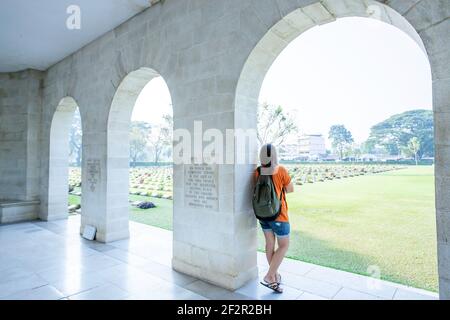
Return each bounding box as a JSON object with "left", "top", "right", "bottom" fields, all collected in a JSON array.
[{"left": 254, "top": 165, "right": 292, "bottom": 222}]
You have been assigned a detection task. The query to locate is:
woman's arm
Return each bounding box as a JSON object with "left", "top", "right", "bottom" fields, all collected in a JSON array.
[{"left": 285, "top": 181, "right": 294, "bottom": 193}]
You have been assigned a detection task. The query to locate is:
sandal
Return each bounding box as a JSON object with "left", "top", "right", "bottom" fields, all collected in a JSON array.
[{"left": 260, "top": 281, "right": 283, "bottom": 294}]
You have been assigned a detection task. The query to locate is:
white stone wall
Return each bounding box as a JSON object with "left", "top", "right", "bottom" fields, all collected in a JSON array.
[
  {"left": 0, "top": 200, "right": 40, "bottom": 223},
  {"left": 0, "top": 0, "right": 449, "bottom": 295},
  {"left": 0, "top": 70, "right": 42, "bottom": 201},
  {"left": 34, "top": 0, "right": 264, "bottom": 289}
]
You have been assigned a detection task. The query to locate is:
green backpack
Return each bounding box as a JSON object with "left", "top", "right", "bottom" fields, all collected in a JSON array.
[{"left": 252, "top": 166, "right": 283, "bottom": 221}]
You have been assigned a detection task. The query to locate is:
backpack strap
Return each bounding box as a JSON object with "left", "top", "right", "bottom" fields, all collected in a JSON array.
[{"left": 256, "top": 166, "right": 262, "bottom": 202}]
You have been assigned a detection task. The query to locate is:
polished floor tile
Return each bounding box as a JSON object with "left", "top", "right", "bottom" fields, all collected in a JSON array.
[
  {"left": 305, "top": 265, "right": 398, "bottom": 299},
  {"left": 50, "top": 272, "right": 106, "bottom": 296},
  {"left": 393, "top": 288, "right": 437, "bottom": 300},
  {"left": 2, "top": 285, "right": 64, "bottom": 300},
  {"left": 68, "top": 284, "right": 130, "bottom": 300},
  {"left": 333, "top": 287, "right": 381, "bottom": 300},
  {"left": 296, "top": 292, "right": 328, "bottom": 300},
  {"left": 0, "top": 274, "right": 48, "bottom": 298},
  {"left": 279, "top": 271, "right": 341, "bottom": 299},
  {"left": 0, "top": 216, "right": 438, "bottom": 300},
  {"left": 236, "top": 279, "right": 303, "bottom": 300},
  {"left": 184, "top": 280, "right": 234, "bottom": 300}
]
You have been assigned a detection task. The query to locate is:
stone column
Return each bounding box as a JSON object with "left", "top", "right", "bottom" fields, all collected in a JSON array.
[
  {"left": 171, "top": 98, "right": 258, "bottom": 290},
  {"left": 416, "top": 9, "right": 450, "bottom": 299},
  {"left": 81, "top": 130, "right": 131, "bottom": 242},
  {"left": 80, "top": 89, "right": 130, "bottom": 243},
  {"left": 168, "top": 0, "right": 262, "bottom": 290},
  {"left": 45, "top": 102, "right": 75, "bottom": 221},
  {"left": 172, "top": 83, "right": 258, "bottom": 290},
  {"left": 434, "top": 57, "right": 450, "bottom": 299}
]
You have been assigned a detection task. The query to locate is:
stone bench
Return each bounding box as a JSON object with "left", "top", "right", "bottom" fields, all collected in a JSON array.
[{"left": 0, "top": 200, "right": 40, "bottom": 224}]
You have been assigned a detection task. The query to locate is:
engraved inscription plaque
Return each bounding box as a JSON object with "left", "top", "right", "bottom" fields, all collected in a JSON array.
[
  {"left": 184, "top": 164, "right": 219, "bottom": 210},
  {"left": 87, "top": 159, "right": 100, "bottom": 192}
]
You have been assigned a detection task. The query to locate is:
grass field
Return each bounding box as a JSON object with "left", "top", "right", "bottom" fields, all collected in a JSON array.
[
  {"left": 69, "top": 165, "right": 437, "bottom": 291},
  {"left": 280, "top": 165, "right": 437, "bottom": 291},
  {"left": 128, "top": 195, "right": 173, "bottom": 230},
  {"left": 68, "top": 192, "right": 173, "bottom": 230}
]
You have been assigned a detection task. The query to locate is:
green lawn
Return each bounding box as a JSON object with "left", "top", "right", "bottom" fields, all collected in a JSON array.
[
  {"left": 68, "top": 194, "right": 81, "bottom": 206},
  {"left": 68, "top": 193, "right": 173, "bottom": 229},
  {"left": 68, "top": 165, "right": 437, "bottom": 291},
  {"left": 128, "top": 194, "right": 173, "bottom": 230},
  {"left": 274, "top": 165, "right": 437, "bottom": 292}
]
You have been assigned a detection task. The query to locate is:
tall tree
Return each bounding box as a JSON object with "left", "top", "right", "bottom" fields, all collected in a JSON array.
[
  {"left": 69, "top": 109, "right": 82, "bottom": 166},
  {"left": 352, "top": 145, "right": 362, "bottom": 161},
  {"left": 406, "top": 137, "right": 421, "bottom": 165},
  {"left": 328, "top": 125, "right": 354, "bottom": 160},
  {"left": 361, "top": 140, "right": 376, "bottom": 155},
  {"left": 130, "top": 121, "right": 151, "bottom": 166},
  {"left": 366, "top": 109, "right": 433, "bottom": 158},
  {"left": 148, "top": 114, "right": 173, "bottom": 164},
  {"left": 257, "top": 103, "right": 297, "bottom": 146}
]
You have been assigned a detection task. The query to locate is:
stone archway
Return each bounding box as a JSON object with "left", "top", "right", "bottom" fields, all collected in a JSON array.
[
  {"left": 234, "top": 0, "right": 447, "bottom": 297},
  {"left": 235, "top": 0, "right": 427, "bottom": 122},
  {"left": 98, "top": 67, "right": 170, "bottom": 242},
  {"left": 43, "top": 96, "right": 80, "bottom": 221},
  {"left": 0, "top": 0, "right": 444, "bottom": 298}
]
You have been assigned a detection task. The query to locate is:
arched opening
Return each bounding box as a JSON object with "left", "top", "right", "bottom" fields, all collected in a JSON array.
[
  {"left": 128, "top": 78, "right": 173, "bottom": 231},
  {"left": 106, "top": 67, "right": 173, "bottom": 248},
  {"left": 236, "top": 2, "right": 436, "bottom": 293},
  {"left": 46, "top": 97, "right": 82, "bottom": 221},
  {"left": 68, "top": 107, "right": 83, "bottom": 218}
]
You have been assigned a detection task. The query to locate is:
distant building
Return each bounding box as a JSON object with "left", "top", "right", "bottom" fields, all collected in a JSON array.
[
  {"left": 298, "top": 134, "right": 327, "bottom": 159},
  {"left": 278, "top": 143, "right": 300, "bottom": 161},
  {"left": 279, "top": 134, "right": 327, "bottom": 161}
]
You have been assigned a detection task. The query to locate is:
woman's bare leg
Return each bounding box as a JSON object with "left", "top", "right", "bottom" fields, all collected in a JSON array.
[
  {"left": 263, "top": 230, "right": 276, "bottom": 264},
  {"left": 264, "top": 236, "right": 289, "bottom": 287}
]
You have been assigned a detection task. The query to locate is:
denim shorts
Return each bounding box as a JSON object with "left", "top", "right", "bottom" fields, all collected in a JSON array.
[{"left": 260, "top": 221, "right": 290, "bottom": 238}]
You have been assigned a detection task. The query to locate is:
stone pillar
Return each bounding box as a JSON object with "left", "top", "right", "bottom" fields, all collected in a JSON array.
[
  {"left": 419, "top": 13, "right": 450, "bottom": 299},
  {"left": 80, "top": 91, "right": 130, "bottom": 243},
  {"left": 164, "top": 0, "right": 262, "bottom": 286},
  {"left": 171, "top": 102, "right": 258, "bottom": 291},
  {"left": 430, "top": 41, "right": 450, "bottom": 300},
  {"left": 81, "top": 130, "right": 129, "bottom": 243},
  {"left": 42, "top": 97, "right": 77, "bottom": 221}
]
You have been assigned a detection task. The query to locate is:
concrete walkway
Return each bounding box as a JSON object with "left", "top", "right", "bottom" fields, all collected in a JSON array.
[{"left": 0, "top": 216, "right": 438, "bottom": 300}]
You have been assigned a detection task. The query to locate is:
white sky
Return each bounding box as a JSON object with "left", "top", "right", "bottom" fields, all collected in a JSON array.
[
  {"left": 132, "top": 17, "right": 432, "bottom": 148},
  {"left": 260, "top": 17, "right": 432, "bottom": 147},
  {"left": 131, "top": 77, "right": 172, "bottom": 126}
]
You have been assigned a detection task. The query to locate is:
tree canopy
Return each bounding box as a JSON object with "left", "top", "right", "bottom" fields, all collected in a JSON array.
[
  {"left": 328, "top": 125, "right": 354, "bottom": 160},
  {"left": 69, "top": 109, "right": 82, "bottom": 166},
  {"left": 366, "top": 109, "right": 433, "bottom": 158},
  {"left": 148, "top": 114, "right": 173, "bottom": 163},
  {"left": 257, "top": 103, "right": 297, "bottom": 146},
  {"left": 130, "top": 121, "right": 151, "bottom": 166},
  {"left": 129, "top": 115, "right": 173, "bottom": 165}
]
